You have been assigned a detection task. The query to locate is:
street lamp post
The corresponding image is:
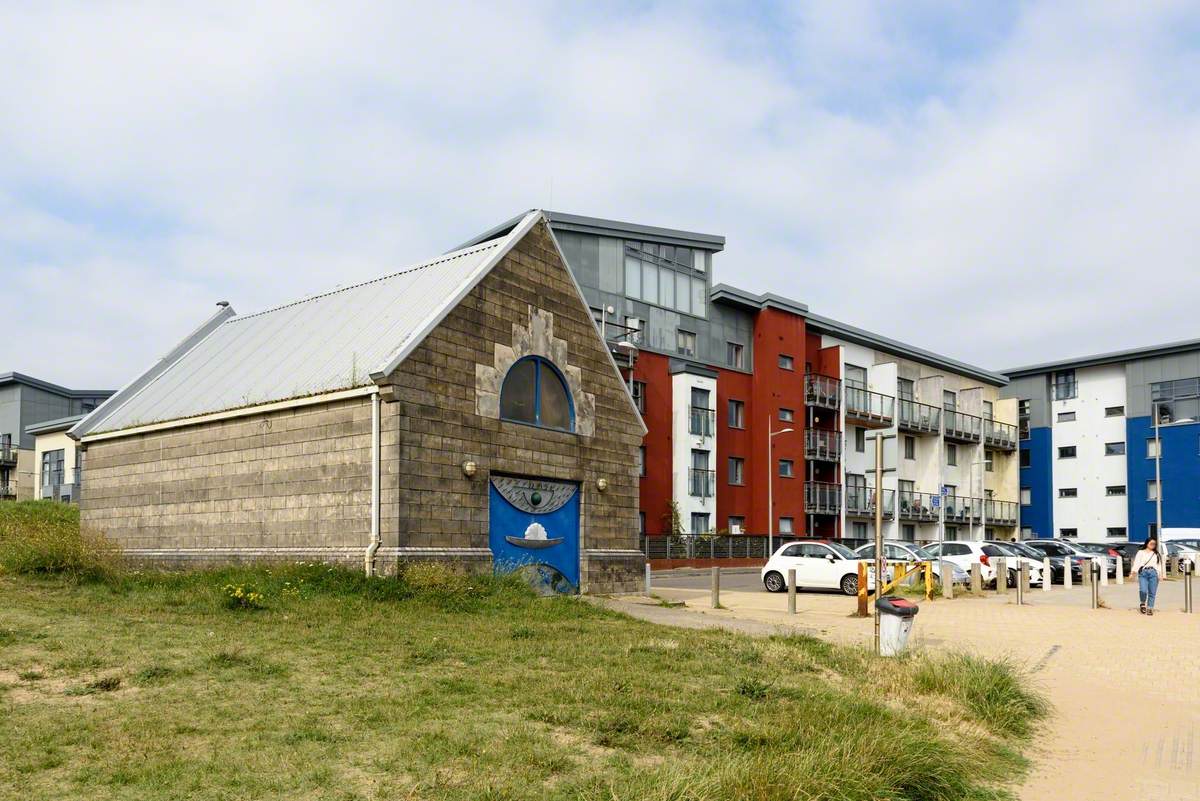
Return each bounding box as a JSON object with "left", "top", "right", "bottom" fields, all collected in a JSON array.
[
  {"left": 767, "top": 418, "right": 794, "bottom": 556},
  {"left": 1154, "top": 400, "right": 1163, "bottom": 540}
]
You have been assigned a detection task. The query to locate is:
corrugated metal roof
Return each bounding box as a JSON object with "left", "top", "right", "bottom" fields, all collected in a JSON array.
[{"left": 89, "top": 235, "right": 512, "bottom": 435}]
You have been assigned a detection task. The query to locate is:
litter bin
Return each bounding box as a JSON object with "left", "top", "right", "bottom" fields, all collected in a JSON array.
[{"left": 875, "top": 596, "right": 920, "bottom": 656}]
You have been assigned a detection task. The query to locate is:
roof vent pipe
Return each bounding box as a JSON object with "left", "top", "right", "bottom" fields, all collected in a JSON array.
[{"left": 216, "top": 301, "right": 230, "bottom": 308}]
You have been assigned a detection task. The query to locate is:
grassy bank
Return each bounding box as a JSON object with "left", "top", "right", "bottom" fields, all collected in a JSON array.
[{"left": 0, "top": 504, "right": 1045, "bottom": 800}]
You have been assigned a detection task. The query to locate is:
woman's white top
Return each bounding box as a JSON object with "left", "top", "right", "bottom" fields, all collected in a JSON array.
[{"left": 1131, "top": 549, "right": 1164, "bottom": 575}]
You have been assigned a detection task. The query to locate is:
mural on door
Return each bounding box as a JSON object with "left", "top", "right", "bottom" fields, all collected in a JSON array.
[{"left": 489, "top": 475, "right": 580, "bottom": 594}]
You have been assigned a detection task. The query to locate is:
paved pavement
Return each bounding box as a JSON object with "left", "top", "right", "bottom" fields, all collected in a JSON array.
[{"left": 624, "top": 570, "right": 1200, "bottom": 801}]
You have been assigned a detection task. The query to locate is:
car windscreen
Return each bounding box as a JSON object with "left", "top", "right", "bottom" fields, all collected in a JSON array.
[
  {"left": 825, "top": 541, "right": 858, "bottom": 559},
  {"left": 987, "top": 542, "right": 1020, "bottom": 557},
  {"left": 981, "top": 545, "right": 1005, "bottom": 557},
  {"left": 999, "top": 542, "right": 1040, "bottom": 559},
  {"left": 1074, "top": 543, "right": 1110, "bottom": 554},
  {"left": 911, "top": 545, "right": 937, "bottom": 560}
]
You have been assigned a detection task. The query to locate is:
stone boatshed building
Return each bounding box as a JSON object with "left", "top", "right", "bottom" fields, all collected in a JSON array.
[{"left": 72, "top": 212, "right": 647, "bottom": 594}]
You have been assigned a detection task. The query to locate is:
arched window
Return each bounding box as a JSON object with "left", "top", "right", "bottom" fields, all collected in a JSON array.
[{"left": 500, "top": 356, "right": 574, "bottom": 432}]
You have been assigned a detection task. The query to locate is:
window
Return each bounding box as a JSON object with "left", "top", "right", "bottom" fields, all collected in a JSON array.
[
  {"left": 728, "top": 399, "right": 745, "bottom": 428},
  {"left": 1020, "top": 449, "right": 1031, "bottom": 468},
  {"left": 1146, "top": 438, "right": 1160, "bottom": 458},
  {"left": 903, "top": 436, "right": 915, "bottom": 460},
  {"left": 727, "top": 342, "right": 745, "bottom": 369},
  {"left": 1105, "top": 442, "right": 1125, "bottom": 456},
  {"left": 638, "top": 446, "right": 646, "bottom": 477},
  {"left": 1148, "top": 522, "right": 1158, "bottom": 538},
  {"left": 626, "top": 316, "right": 643, "bottom": 344},
  {"left": 728, "top": 516, "right": 745, "bottom": 534},
  {"left": 983, "top": 400, "right": 994, "bottom": 420},
  {"left": 778, "top": 354, "right": 794, "bottom": 370},
  {"left": 41, "top": 449, "right": 65, "bottom": 487},
  {"left": 1107, "top": 527, "right": 1127, "bottom": 538},
  {"left": 851, "top": 522, "right": 868, "bottom": 539},
  {"left": 1058, "top": 446, "right": 1076, "bottom": 459},
  {"left": 1147, "top": 480, "right": 1159, "bottom": 501},
  {"left": 1105, "top": 406, "right": 1124, "bottom": 417},
  {"left": 1057, "top": 411, "right": 1076, "bottom": 422},
  {"left": 499, "top": 356, "right": 574, "bottom": 431},
  {"left": 1020, "top": 487, "right": 1032, "bottom": 505},
  {"left": 690, "top": 513, "right": 710, "bottom": 535},
  {"left": 845, "top": 365, "right": 867, "bottom": 388},
  {"left": 1019, "top": 399, "right": 1031, "bottom": 440},
  {"left": 855, "top": 427, "right": 865, "bottom": 453},
  {"left": 779, "top": 459, "right": 794, "bottom": 478},
  {"left": 943, "top": 390, "right": 957, "bottom": 411},
  {"left": 897, "top": 378, "right": 914, "bottom": 400},
  {"left": 1053, "top": 369, "right": 1077, "bottom": 400},
  {"left": 676, "top": 330, "right": 696, "bottom": 357},
  {"left": 945, "top": 526, "right": 959, "bottom": 541},
  {"left": 1058, "top": 488, "right": 1078, "bottom": 498},
  {"left": 631, "top": 380, "right": 646, "bottom": 414},
  {"left": 779, "top": 408, "right": 794, "bottom": 423},
  {"left": 728, "top": 457, "right": 745, "bottom": 485},
  {"left": 1106, "top": 485, "right": 1126, "bottom": 496},
  {"left": 946, "top": 442, "right": 958, "bottom": 466},
  {"left": 901, "top": 524, "right": 916, "bottom": 542},
  {"left": 778, "top": 517, "right": 794, "bottom": 534},
  {"left": 1021, "top": 527, "right": 1033, "bottom": 538},
  {"left": 1059, "top": 528, "right": 1078, "bottom": 538}
]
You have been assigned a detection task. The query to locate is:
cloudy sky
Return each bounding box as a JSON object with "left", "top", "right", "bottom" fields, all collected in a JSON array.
[{"left": 2, "top": 1, "right": 1198, "bottom": 388}]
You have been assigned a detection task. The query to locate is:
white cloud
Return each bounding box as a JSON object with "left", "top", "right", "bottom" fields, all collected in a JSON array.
[{"left": 1, "top": 1, "right": 1197, "bottom": 387}]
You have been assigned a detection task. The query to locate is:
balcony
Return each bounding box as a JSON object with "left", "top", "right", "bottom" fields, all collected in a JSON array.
[
  {"left": 845, "top": 487, "right": 895, "bottom": 519},
  {"left": 0, "top": 482, "right": 14, "bottom": 499},
  {"left": 804, "top": 481, "right": 842, "bottom": 515},
  {"left": 845, "top": 386, "right": 895, "bottom": 427},
  {"left": 0, "top": 438, "right": 17, "bottom": 466},
  {"left": 898, "top": 400, "right": 940, "bottom": 435},
  {"left": 898, "top": 491, "right": 940, "bottom": 522},
  {"left": 943, "top": 410, "right": 983, "bottom": 443},
  {"left": 985, "top": 499, "right": 1019, "bottom": 526},
  {"left": 985, "top": 420, "right": 1018, "bottom": 451},
  {"left": 942, "top": 494, "right": 981, "bottom": 524},
  {"left": 688, "top": 406, "right": 716, "bottom": 438},
  {"left": 688, "top": 468, "right": 715, "bottom": 498},
  {"left": 804, "top": 374, "right": 840, "bottom": 410},
  {"left": 804, "top": 429, "right": 842, "bottom": 462}
]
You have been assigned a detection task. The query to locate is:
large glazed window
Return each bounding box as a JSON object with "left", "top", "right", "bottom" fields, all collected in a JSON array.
[{"left": 500, "top": 356, "right": 574, "bottom": 432}]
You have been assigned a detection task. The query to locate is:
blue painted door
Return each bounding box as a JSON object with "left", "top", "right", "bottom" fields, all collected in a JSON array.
[{"left": 488, "top": 475, "right": 580, "bottom": 594}]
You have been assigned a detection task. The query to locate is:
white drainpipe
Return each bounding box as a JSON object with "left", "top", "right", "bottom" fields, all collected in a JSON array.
[{"left": 365, "top": 389, "right": 382, "bottom": 576}]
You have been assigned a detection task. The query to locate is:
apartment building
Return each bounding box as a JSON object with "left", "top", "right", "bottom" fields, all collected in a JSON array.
[
  {"left": 0, "top": 373, "right": 114, "bottom": 501},
  {"left": 1003, "top": 339, "right": 1200, "bottom": 541},
  {"left": 466, "top": 211, "right": 1021, "bottom": 543}
]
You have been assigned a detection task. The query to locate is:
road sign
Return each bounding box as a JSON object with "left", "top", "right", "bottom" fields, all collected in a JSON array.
[
  {"left": 931, "top": 496, "right": 941, "bottom": 508},
  {"left": 941, "top": 485, "right": 950, "bottom": 496}
]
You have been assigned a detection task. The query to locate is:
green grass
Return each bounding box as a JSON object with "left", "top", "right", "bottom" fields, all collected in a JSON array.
[{"left": 0, "top": 505, "right": 1046, "bottom": 800}]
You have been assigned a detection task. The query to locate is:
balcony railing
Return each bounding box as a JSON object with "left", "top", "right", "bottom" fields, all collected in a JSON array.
[
  {"left": 898, "top": 491, "right": 940, "bottom": 522},
  {"left": 943, "top": 410, "right": 983, "bottom": 443},
  {"left": 804, "top": 374, "right": 840, "bottom": 410},
  {"left": 804, "top": 429, "right": 842, "bottom": 462},
  {"left": 898, "top": 400, "right": 940, "bottom": 434},
  {"left": 688, "top": 406, "right": 716, "bottom": 438},
  {"left": 942, "top": 494, "right": 981, "bottom": 524},
  {"left": 0, "top": 438, "right": 17, "bottom": 465},
  {"left": 846, "top": 487, "right": 895, "bottom": 519},
  {"left": 0, "top": 481, "right": 14, "bottom": 498},
  {"left": 804, "top": 481, "right": 842, "bottom": 515},
  {"left": 985, "top": 420, "right": 1018, "bottom": 451},
  {"left": 985, "top": 499, "right": 1019, "bottom": 526},
  {"left": 688, "top": 468, "right": 716, "bottom": 498},
  {"left": 845, "top": 386, "right": 895, "bottom": 427}
]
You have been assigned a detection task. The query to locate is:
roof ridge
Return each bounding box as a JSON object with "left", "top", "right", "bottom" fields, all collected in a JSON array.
[{"left": 227, "top": 239, "right": 503, "bottom": 325}]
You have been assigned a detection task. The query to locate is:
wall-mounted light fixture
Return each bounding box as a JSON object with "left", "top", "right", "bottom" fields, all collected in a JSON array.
[
  {"left": 461, "top": 460, "right": 478, "bottom": 478},
  {"left": 596, "top": 477, "right": 609, "bottom": 492}
]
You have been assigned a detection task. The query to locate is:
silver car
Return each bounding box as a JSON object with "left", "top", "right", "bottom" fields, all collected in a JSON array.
[{"left": 854, "top": 541, "right": 970, "bottom": 585}]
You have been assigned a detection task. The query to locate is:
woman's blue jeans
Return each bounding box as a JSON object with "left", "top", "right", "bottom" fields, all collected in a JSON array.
[{"left": 1139, "top": 568, "right": 1159, "bottom": 609}]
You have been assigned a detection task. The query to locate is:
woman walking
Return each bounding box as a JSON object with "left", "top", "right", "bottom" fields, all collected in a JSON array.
[{"left": 1131, "top": 537, "right": 1164, "bottom": 615}]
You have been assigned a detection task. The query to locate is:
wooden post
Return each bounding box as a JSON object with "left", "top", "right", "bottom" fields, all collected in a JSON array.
[
  {"left": 788, "top": 568, "right": 797, "bottom": 615},
  {"left": 970, "top": 562, "right": 982, "bottom": 594},
  {"left": 711, "top": 567, "right": 720, "bottom": 609},
  {"left": 857, "top": 561, "right": 868, "bottom": 616}
]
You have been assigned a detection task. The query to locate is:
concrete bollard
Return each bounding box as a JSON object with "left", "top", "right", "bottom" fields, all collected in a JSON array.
[
  {"left": 1099, "top": 557, "right": 1109, "bottom": 586},
  {"left": 995, "top": 557, "right": 1008, "bottom": 595},
  {"left": 1064, "top": 557, "right": 1073, "bottom": 588},
  {"left": 1168, "top": 556, "right": 1178, "bottom": 577},
  {"left": 970, "top": 562, "right": 982, "bottom": 594},
  {"left": 787, "top": 568, "right": 797, "bottom": 615},
  {"left": 1116, "top": 557, "right": 1124, "bottom": 585},
  {"left": 1019, "top": 562, "right": 1030, "bottom": 598},
  {"left": 1082, "top": 559, "right": 1092, "bottom": 587},
  {"left": 941, "top": 560, "right": 953, "bottom": 599},
  {"left": 645, "top": 562, "right": 652, "bottom": 594},
  {"left": 1043, "top": 557, "right": 1052, "bottom": 592},
  {"left": 711, "top": 566, "right": 720, "bottom": 608}
]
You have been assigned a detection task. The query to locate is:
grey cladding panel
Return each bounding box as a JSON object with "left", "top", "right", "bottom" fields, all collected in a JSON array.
[{"left": 1126, "top": 350, "right": 1200, "bottom": 417}]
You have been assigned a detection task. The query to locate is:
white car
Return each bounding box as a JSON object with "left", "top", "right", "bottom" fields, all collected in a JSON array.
[
  {"left": 854, "top": 541, "right": 970, "bottom": 585},
  {"left": 923, "top": 541, "right": 1043, "bottom": 588},
  {"left": 1165, "top": 541, "right": 1198, "bottom": 571},
  {"left": 761, "top": 540, "right": 883, "bottom": 595},
  {"left": 984, "top": 541, "right": 1046, "bottom": 587}
]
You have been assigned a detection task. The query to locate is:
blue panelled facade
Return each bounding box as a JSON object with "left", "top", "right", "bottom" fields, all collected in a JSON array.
[
  {"left": 1125, "top": 416, "right": 1200, "bottom": 542},
  {"left": 1019, "top": 427, "right": 1054, "bottom": 538}
]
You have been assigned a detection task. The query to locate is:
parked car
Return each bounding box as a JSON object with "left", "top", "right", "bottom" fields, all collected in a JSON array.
[
  {"left": 922, "top": 541, "right": 1042, "bottom": 588},
  {"left": 761, "top": 540, "right": 884, "bottom": 595},
  {"left": 854, "top": 541, "right": 970, "bottom": 585},
  {"left": 1021, "top": 539, "right": 1117, "bottom": 578},
  {"left": 1070, "top": 542, "right": 1123, "bottom": 577},
  {"left": 1015, "top": 539, "right": 1082, "bottom": 583},
  {"left": 983, "top": 540, "right": 1048, "bottom": 586},
  {"left": 1165, "top": 541, "right": 1198, "bottom": 571}
]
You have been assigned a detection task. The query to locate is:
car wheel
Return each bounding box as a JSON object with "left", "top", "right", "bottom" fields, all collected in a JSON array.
[
  {"left": 763, "top": 571, "right": 785, "bottom": 593},
  {"left": 840, "top": 573, "right": 859, "bottom": 596}
]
